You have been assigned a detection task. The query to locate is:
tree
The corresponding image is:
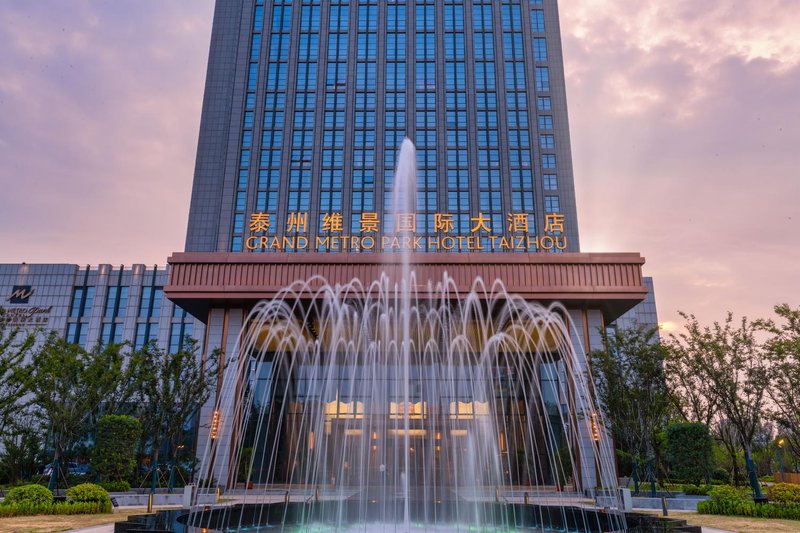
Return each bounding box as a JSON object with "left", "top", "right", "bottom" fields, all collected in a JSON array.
[
  {"left": 761, "top": 304, "right": 800, "bottom": 461},
  {"left": 665, "top": 422, "right": 713, "bottom": 484},
  {"left": 665, "top": 332, "right": 719, "bottom": 427},
  {"left": 590, "top": 324, "right": 671, "bottom": 495},
  {"left": 0, "top": 314, "right": 36, "bottom": 435},
  {"left": 91, "top": 414, "right": 142, "bottom": 483},
  {"left": 0, "top": 414, "right": 45, "bottom": 485},
  {"left": 671, "top": 312, "right": 770, "bottom": 498},
  {"left": 135, "top": 340, "right": 218, "bottom": 493},
  {"left": 24, "top": 335, "right": 130, "bottom": 490}
]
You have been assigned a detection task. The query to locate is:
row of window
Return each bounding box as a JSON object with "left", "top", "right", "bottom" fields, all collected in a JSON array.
[{"left": 67, "top": 285, "right": 194, "bottom": 351}]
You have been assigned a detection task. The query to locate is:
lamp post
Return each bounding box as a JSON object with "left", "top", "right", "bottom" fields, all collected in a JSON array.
[{"left": 777, "top": 437, "right": 786, "bottom": 481}]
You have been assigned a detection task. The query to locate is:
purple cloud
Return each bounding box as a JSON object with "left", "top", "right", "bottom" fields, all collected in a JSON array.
[{"left": 0, "top": 0, "right": 797, "bottom": 328}]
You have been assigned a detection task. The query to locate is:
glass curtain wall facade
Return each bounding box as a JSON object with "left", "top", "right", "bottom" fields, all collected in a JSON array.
[{"left": 185, "top": 0, "right": 580, "bottom": 253}]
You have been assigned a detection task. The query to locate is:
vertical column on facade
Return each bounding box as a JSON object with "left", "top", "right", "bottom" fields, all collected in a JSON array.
[
  {"left": 338, "top": 0, "right": 358, "bottom": 238},
  {"left": 433, "top": 0, "right": 447, "bottom": 238},
  {"left": 405, "top": 0, "right": 416, "bottom": 196},
  {"left": 84, "top": 265, "right": 108, "bottom": 348},
  {"left": 521, "top": 0, "right": 546, "bottom": 246},
  {"left": 567, "top": 308, "right": 614, "bottom": 491},
  {"left": 196, "top": 308, "right": 245, "bottom": 489},
  {"left": 195, "top": 308, "right": 226, "bottom": 487},
  {"left": 585, "top": 309, "right": 618, "bottom": 490},
  {"left": 463, "top": 0, "right": 481, "bottom": 236},
  {"left": 541, "top": 0, "right": 580, "bottom": 250},
  {"left": 373, "top": 0, "right": 387, "bottom": 233},
  {"left": 275, "top": 0, "right": 301, "bottom": 245},
  {"left": 216, "top": 0, "right": 253, "bottom": 252},
  {"left": 243, "top": 0, "right": 267, "bottom": 252},
  {"left": 307, "top": 1, "right": 332, "bottom": 248},
  {"left": 381, "top": 0, "right": 408, "bottom": 243},
  {"left": 563, "top": 309, "right": 587, "bottom": 492},
  {"left": 491, "top": 0, "right": 511, "bottom": 244},
  {"left": 153, "top": 268, "right": 171, "bottom": 352}
]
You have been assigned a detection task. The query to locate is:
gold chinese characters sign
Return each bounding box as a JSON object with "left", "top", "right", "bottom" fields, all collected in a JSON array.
[{"left": 244, "top": 211, "right": 568, "bottom": 252}]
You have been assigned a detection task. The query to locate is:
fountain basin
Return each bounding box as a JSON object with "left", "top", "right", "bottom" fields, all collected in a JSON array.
[{"left": 114, "top": 501, "right": 701, "bottom": 533}]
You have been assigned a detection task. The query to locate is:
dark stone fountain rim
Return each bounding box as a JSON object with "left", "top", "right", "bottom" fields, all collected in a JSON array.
[{"left": 115, "top": 501, "right": 701, "bottom": 533}]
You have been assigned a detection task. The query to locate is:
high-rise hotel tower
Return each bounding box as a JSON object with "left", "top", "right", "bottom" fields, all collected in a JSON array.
[
  {"left": 185, "top": 0, "right": 580, "bottom": 253},
  {"left": 165, "top": 0, "right": 655, "bottom": 491}
]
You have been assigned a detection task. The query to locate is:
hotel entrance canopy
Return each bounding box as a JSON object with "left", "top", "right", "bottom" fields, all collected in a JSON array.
[{"left": 165, "top": 252, "right": 648, "bottom": 323}]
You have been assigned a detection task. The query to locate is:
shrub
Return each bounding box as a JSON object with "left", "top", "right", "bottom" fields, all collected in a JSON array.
[
  {"left": 91, "top": 415, "right": 141, "bottom": 483},
  {"left": 65, "top": 483, "right": 111, "bottom": 512},
  {"left": 708, "top": 485, "right": 745, "bottom": 505},
  {"left": 710, "top": 468, "right": 730, "bottom": 484},
  {"left": 99, "top": 480, "right": 131, "bottom": 492},
  {"left": 0, "top": 501, "right": 108, "bottom": 518},
  {"left": 665, "top": 422, "right": 713, "bottom": 485},
  {"left": 681, "top": 483, "right": 712, "bottom": 495},
  {"left": 769, "top": 483, "right": 800, "bottom": 505},
  {"left": 4, "top": 484, "right": 53, "bottom": 505},
  {"left": 698, "top": 500, "right": 800, "bottom": 520}
]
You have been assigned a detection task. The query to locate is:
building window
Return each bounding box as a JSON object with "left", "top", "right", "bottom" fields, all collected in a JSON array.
[
  {"left": 540, "top": 134, "right": 555, "bottom": 149},
  {"left": 134, "top": 323, "right": 152, "bottom": 350},
  {"left": 69, "top": 286, "right": 94, "bottom": 319},
  {"left": 533, "top": 38, "right": 547, "bottom": 62},
  {"left": 104, "top": 285, "right": 129, "bottom": 318},
  {"left": 100, "top": 322, "right": 123, "bottom": 345},
  {"left": 66, "top": 322, "right": 87, "bottom": 347},
  {"left": 139, "top": 286, "right": 164, "bottom": 318},
  {"left": 531, "top": 10, "right": 545, "bottom": 33},
  {"left": 535, "top": 67, "right": 550, "bottom": 92},
  {"left": 537, "top": 97, "right": 551, "bottom": 111}
]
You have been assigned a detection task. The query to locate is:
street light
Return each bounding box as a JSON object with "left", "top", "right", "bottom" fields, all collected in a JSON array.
[{"left": 777, "top": 437, "right": 786, "bottom": 481}]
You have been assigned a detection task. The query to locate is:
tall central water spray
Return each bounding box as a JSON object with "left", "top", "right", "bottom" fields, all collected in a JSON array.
[
  {"left": 192, "top": 140, "right": 625, "bottom": 533},
  {"left": 392, "top": 139, "right": 418, "bottom": 530}
]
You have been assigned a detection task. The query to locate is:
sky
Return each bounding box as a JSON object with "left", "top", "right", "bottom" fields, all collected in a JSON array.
[{"left": 0, "top": 0, "right": 798, "bottom": 330}]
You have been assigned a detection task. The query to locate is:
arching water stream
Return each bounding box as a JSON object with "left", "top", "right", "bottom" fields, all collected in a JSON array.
[{"left": 190, "top": 140, "right": 624, "bottom": 533}]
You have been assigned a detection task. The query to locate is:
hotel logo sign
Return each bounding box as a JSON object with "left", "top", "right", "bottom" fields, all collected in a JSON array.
[
  {"left": 243, "top": 212, "right": 569, "bottom": 253},
  {"left": 1, "top": 286, "right": 51, "bottom": 327},
  {"left": 7, "top": 286, "right": 34, "bottom": 304}
]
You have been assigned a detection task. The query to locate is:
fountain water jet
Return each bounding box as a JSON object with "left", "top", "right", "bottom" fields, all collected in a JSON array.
[{"left": 189, "top": 140, "right": 626, "bottom": 533}]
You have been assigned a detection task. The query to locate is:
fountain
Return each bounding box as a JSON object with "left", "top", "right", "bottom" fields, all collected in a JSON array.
[{"left": 122, "top": 141, "right": 700, "bottom": 533}]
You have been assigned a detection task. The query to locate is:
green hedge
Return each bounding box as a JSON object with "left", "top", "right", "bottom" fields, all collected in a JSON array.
[
  {"left": 99, "top": 480, "right": 131, "bottom": 492},
  {"left": 698, "top": 500, "right": 800, "bottom": 520},
  {"left": 674, "top": 483, "right": 712, "bottom": 495},
  {"left": 0, "top": 501, "right": 109, "bottom": 518}
]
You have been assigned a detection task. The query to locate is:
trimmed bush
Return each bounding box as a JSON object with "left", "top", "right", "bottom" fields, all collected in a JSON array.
[
  {"left": 698, "top": 499, "right": 800, "bottom": 520},
  {"left": 708, "top": 484, "right": 746, "bottom": 505},
  {"left": 0, "top": 501, "right": 108, "bottom": 518},
  {"left": 4, "top": 484, "right": 53, "bottom": 505},
  {"left": 99, "top": 480, "right": 131, "bottom": 492},
  {"left": 770, "top": 483, "right": 800, "bottom": 505},
  {"left": 665, "top": 422, "right": 713, "bottom": 485},
  {"left": 65, "top": 483, "right": 111, "bottom": 512},
  {"left": 92, "top": 414, "right": 141, "bottom": 483}
]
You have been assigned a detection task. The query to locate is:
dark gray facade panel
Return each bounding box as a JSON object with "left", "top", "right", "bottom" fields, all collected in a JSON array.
[{"left": 185, "top": 0, "right": 247, "bottom": 252}]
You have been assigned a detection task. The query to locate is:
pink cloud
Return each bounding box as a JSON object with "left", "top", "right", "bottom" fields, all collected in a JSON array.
[
  {"left": 0, "top": 0, "right": 797, "bottom": 328},
  {"left": 561, "top": 0, "right": 800, "bottom": 326}
]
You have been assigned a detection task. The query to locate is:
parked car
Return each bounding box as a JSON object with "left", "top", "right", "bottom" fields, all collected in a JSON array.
[{"left": 41, "top": 462, "right": 90, "bottom": 476}]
